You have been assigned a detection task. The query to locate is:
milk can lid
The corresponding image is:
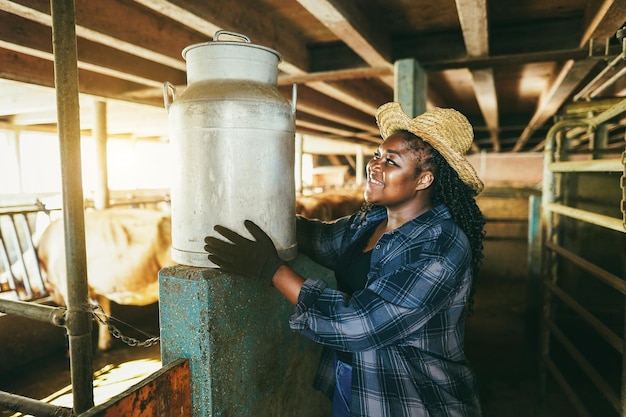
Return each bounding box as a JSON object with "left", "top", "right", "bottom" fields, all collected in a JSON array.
[{"left": 182, "top": 30, "right": 282, "bottom": 62}]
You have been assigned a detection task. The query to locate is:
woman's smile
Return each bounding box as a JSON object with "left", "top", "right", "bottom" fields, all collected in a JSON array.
[{"left": 367, "top": 171, "right": 384, "bottom": 187}]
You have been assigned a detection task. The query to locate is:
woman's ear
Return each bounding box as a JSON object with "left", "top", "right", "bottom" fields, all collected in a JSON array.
[{"left": 415, "top": 171, "right": 435, "bottom": 191}]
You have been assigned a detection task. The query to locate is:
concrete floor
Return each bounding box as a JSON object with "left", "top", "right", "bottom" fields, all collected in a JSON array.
[
  {"left": 0, "top": 275, "right": 579, "bottom": 417},
  {"left": 465, "top": 276, "right": 576, "bottom": 417}
]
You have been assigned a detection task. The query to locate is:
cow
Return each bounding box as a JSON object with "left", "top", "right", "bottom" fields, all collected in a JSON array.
[
  {"left": 37, "top": 208, "right": 175, "bottom": 351},
  {"left": 296, "top": 188, "right": 365, "bottom": 220}
]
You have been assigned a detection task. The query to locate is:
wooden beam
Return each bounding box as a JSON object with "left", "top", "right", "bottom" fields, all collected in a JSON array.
[
  {"left": 580, "top": 0, "right": 626, "bottom": 46},
  {"left": 296, "top": 116, "right": 379, "bottom": 144},
  {"left": 512, "top": 59, "right": 601, "bottom": 152},
  {"left": 135, "top": 1, "right": 390, "bottom": 123},
  {"left": 455, "top": 0, "right": 499, "bottom": 151},
  {"left": 296, "top": 0, "right": 393, "bottom": 86},
  {"left": 1, "top": 0, "right": 194, "bottom": 70},
  {"left": 455, "top": 0, "right": 488, "bottom": 57},
  {"left": 471, "top": 68, "right": 500, "bottom": 152},
  {"left": 0, "top": 12, "right": 186, "bottom": 89},
  {"left": 280, "top": 85, "right": 379, "bottom": 133},
  {"left": 278, "top": 66, "right": 392, "bottom": 85},
  {"left": 133, "top": 0, "right": 312, "bottom": 75}
]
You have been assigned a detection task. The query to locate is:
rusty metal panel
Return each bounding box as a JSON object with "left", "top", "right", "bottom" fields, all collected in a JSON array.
[{"left": 78, "top": 359, "right": 190, "bottom": 417}]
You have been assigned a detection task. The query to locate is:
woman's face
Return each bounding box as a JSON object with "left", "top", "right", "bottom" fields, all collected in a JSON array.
[{"left": 364, "top": 132, "right": 433, "bottom": 208}]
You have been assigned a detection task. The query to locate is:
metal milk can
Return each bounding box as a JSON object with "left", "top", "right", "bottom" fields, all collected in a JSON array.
[{"left": 164, "top": 31, "right": 297, "bottom": 267}]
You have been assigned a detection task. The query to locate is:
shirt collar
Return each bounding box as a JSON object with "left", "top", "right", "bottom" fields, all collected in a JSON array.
[{"left": 363, "top": 203, "right": 452, "bottom": 238}]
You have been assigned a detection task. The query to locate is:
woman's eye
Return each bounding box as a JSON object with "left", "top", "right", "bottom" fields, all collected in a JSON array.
[{"left": 386, "top": 158, "right": 396, "bottom": 166}]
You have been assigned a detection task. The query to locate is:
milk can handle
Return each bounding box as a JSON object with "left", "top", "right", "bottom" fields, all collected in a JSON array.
[
  {"left": 163, "top": 81, "right": 177, "bottom": 113},
  {"left": 213, "top": 30, "right": 251, "bottom": 43}
]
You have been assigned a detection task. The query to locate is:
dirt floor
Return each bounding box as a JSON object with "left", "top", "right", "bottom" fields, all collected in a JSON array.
[{"left": 0, "top": 274, "right": 581, "bottom": 417}]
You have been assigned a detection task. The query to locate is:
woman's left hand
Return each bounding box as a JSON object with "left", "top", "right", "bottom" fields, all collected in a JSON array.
[{"left": 204, "top": 220, "right": 285, "bottom": 285}]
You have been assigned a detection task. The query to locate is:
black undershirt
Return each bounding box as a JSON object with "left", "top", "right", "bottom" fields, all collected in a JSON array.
[{"left": 332, "top": 225, "right": 377, "bottom": 365}]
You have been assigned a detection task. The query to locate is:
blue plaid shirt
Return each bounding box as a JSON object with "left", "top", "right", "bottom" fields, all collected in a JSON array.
[{"left": 290, "top": 204, "right": 481, "bottom": 417}]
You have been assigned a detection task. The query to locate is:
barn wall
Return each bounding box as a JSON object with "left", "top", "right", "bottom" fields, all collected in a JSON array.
[
  {"left": 467, "top": 151, "right": 544, "bottom": 190},
  {"left": 159, "top": 254, "right": 333, "bottom": 417}
]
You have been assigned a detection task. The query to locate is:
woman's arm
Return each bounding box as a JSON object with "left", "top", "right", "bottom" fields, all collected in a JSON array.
[{"left": 271, "top": 265, "right": 305, "bottom": 305}]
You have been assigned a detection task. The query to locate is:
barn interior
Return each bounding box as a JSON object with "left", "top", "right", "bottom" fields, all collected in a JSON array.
[{"left": 0, "top": 1, "right": 625, "bottom": 416}]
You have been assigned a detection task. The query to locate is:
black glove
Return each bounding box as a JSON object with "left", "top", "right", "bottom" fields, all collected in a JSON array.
[{"left": 204, "top": 220, "right": 285, "bottom": 284}]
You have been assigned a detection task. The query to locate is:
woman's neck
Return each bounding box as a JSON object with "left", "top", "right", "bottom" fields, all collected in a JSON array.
[{"left": 385, "top": 200, "right": 433, "bottom": 231}]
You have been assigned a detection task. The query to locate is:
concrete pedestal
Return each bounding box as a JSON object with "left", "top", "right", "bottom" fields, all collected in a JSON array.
[{"left": 159, "top": 254, "right": 333, "bottom": 417}]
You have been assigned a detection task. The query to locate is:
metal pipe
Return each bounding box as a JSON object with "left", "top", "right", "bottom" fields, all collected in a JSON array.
[
  {"left": 544, "top": 280, "right": 623, "bottom": 353},
  {"left": 543, "top": 357, "right": 592, "bottom": 417},
  {"left": 590, "top": 65, "right": 626, "bottom": 99},
  {"left": 6, "top": 216, "right": 32, "bottom": 298},
  {"left": 0, "top": 391, "right": 73, "bottom": 417},
  {"left": 0, "top": 228, "right": 16, "bottom": 291},
  {"left": 545, "top": 241, "right": 626, "bottom": 294},
  {"left": 549, "top": 158, "right": 623, "bottom": 173},
  {"left": 539, "top": 96, "right": 626, "bottom": 406},
  {"left": 545, "top": 319, "right": 620, "bottom": 412},
  {"left": 93, "top": 99, "right": 109, "bottom": 210},
  {"left": 573, "top": 50, "right": 625, "bottom": 101},
  {"left": 0, "top": 299, "right": 66, "bottom": 326},
  {"left": 545, "top": 202, "right": 625, "bottom": 233},
  {"left": 622, "top": 292, "right": 626, "bottom": 417},
  {"left": 50, "top": 0, "right": 94, "bottom": 413},
  {"left": 574, "top": 30, "right": 626, "bottom": 102}
]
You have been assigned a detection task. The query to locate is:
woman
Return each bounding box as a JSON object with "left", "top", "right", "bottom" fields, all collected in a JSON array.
[{"left": 205, "top": 102, "right": 486, "bottom": 417}]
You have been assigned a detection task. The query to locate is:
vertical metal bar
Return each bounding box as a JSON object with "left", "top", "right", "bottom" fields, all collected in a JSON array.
[
  {"left": 7, "top": 214, "right": 32, "bottom": 298},
  {"left": 539, "top": 120, "right": 588, "bottom": 399},
  {"left": 591, "top": 124, "right": 608, "bottom": 160},
  {"left": 622, "top": 293, "right": 626, "bottom": 417},
  {"left": 18, "top": 212, "right": 47, "bottom": 295},
  {"left": 539, "top": 121, "right": 557, "bottom": 399},
  {"left": 93, "top": 99, "right": 109, "bottom": 210},
  {"left": 50, "top": 0, "right": 94, "bottom": 413},
  {"left": 527, "top": 195, "right": 542, "bottom": 335},
  {"left": 0, "top": 223, "right": 17, "bottom": 292},
  {"left": 356, "top": 145, "right": 364, "bottom": 186},
  {"left": 294, "top": 133, "right": 303, "bottom": 195}
]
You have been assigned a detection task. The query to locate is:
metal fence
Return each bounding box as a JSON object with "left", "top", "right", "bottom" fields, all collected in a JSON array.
[
  {"left": 0, "top": 202, "right": 57, "bottom": 302},
  {"left": 539, "top": 98, "right": 626, "bottom": 416}
]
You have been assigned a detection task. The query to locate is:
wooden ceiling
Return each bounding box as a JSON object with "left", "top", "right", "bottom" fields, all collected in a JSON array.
[{"left": 0, "top": 0, "right": 625, "bottom": 153}]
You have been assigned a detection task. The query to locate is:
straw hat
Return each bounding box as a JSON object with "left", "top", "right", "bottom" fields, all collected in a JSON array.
[{"left": 375, "top": 102, "right": 484, "bottom": 193}]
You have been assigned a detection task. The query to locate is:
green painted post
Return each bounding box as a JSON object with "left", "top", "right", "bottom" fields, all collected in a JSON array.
[
  {"left": 394, "top": 58, "right": 427, "bottom": 117},
  {"left": 159, "top": 254, "right": 332, "bottom": 417}
]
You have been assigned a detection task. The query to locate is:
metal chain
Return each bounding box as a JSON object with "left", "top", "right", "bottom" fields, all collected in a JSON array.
[{"left": 88, "top": 303, "right": 160, "bottom": 348}]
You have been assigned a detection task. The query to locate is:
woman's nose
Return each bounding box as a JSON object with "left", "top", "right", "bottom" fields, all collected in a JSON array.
[{"left": 368, "top": 159, "right": 381, "bottom": 171}]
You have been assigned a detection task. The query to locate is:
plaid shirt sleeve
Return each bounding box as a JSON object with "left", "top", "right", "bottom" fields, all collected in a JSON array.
[{"left": 291, "top": 208, "right": 471, "bottom": 352}]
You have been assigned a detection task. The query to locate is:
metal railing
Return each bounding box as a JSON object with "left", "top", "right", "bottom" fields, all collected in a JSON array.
[
  {"left": 0, "top": 203, "right": 54, "bottom": 301},
  {"left": 539, "top": 97, "right": 626, "bottom": 416}
]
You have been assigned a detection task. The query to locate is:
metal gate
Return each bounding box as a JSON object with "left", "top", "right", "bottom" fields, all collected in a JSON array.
[{"left": 539, "top": 98, "right": 626, "bottom": 416}]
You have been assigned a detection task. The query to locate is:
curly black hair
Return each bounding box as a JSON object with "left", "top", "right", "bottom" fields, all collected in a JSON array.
[{"left": 400, "top": 130, "right": 486, "bottom": 312}]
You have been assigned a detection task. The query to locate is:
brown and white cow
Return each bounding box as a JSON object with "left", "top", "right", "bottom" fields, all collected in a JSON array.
[{"left": 37, "top": 208, "right": 175, "bottom": 351}]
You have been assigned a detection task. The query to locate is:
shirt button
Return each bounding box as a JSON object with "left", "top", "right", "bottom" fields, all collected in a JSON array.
[{"left": 375, "top": 244, "right": 381, "bottom": 249}]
